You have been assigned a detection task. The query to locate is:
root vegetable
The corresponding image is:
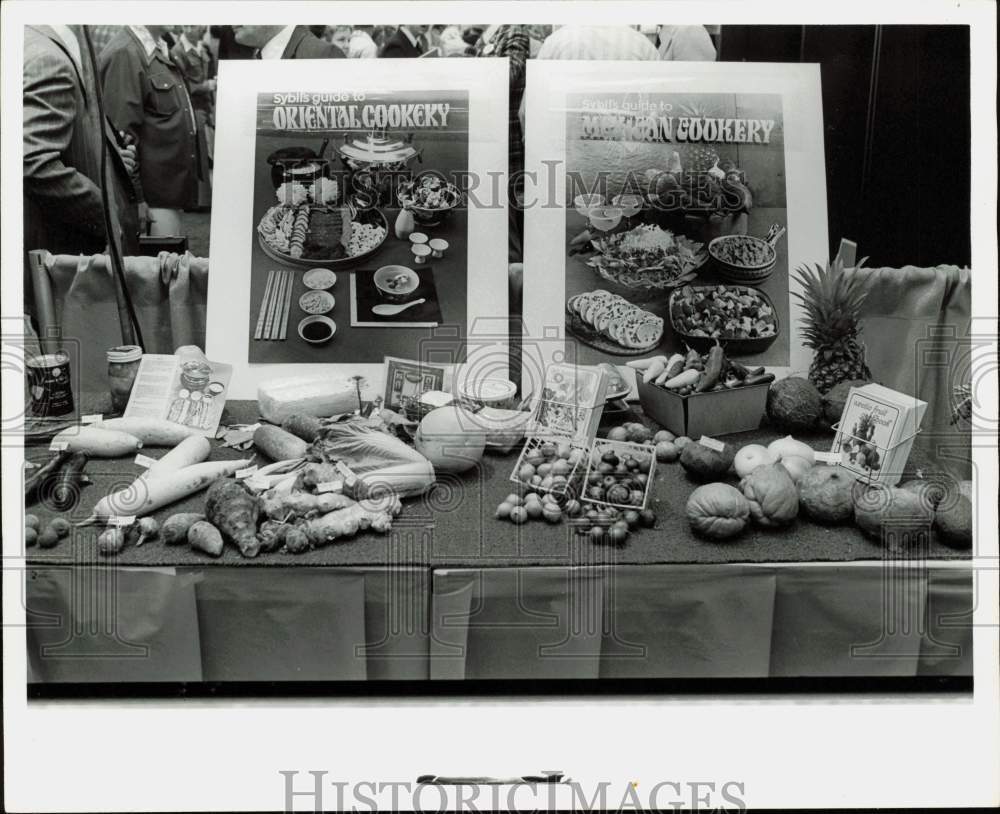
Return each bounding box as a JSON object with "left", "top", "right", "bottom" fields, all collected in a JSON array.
[
  {"left": 37, "top": 528, "right": 60, "bottom": 548},
  {"left": 204, "top": 479, "right": 261, "bottom": 558},
  {"left": 132, "top": 517, "right": 160, "bottom": 547},
  {"left": 261, "top": 488, "right": 355, "bottom": 520},
  {"left": 301, "top": 500, "right": 395, "bottom": 546},
  {"left": 48, "top": 518, "right": 72, "bottom": 538},
  {"left": 97, "top": 527, "right": 125, "bottom": 555},
  {"left": 142, "top": 436, "right": 212, "bottom": 480},
  {"left": 253, "top": 425, "right": 308, "bottom": 461},
  {"left": 51, "top": 425, "right": 142, "bottom": 457},
  {"left": 298, "top": 462, "right": 342, "bottom": 490},
  {"left": 283, "top": 526, "right": 310, "bottom": 554},
  {"left": 25, "top": 514, "right": 40, "bottom": 530},
  {"left": 188, "top": 521, "right": 224, "bottom": 557},
  {"left": 281, "top": 413, "right": 325, "bottom": 442},
  {"left": 89, "top": 459, "right": 252, "bottom": 520},
  {"left": 97, "top": 417, "right": 200, "bottom": 446},
  {"left": 257, "top": 520, "right": 291, "bottom": 553},
  {"left": 25, "top": 527, "right": 38, "bottom": 546},
  {"left": 161, "top": 513, "right": 206, "bottom": 545}
]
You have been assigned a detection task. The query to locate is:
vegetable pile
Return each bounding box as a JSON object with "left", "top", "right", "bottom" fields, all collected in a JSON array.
[
  {"left": 709, "top": 235, "right": 774, "bottom": 268},
  {"left": 630, "top": 348, "right": 775, "bottom": 397},
  {"left": 670, "top": 285, "right": 777, "bottom": 342}
]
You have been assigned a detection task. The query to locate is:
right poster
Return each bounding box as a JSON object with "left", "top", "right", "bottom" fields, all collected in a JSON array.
[{"left": 523, "top": 62, "right": 828, "bottom": 395}]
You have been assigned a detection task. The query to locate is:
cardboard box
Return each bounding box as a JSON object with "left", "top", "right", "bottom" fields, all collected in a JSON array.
[{"left": 637, "top": 380, "right": 769, "bottom": 438}]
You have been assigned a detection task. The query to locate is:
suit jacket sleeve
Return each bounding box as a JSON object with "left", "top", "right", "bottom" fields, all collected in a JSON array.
[
  {"left": 499, "top": 26, "right": 529, "bottom": 86},
  {"left": 379, "top": 39, "right": 405, "bottom": 58},
  {"left": 22, "top": 47, "right": 105, "bottom": 238}
]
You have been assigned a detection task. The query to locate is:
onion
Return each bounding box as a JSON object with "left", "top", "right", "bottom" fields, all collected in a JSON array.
[{"left": 767, "top": 435, "right": 816, "bottom": 465}]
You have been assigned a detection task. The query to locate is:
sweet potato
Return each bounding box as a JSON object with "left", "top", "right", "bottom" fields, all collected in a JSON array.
[
  {"left": 281, "top": 413, "right": 325, "bottom": 443},
  {"left": 283, "top": 526, "right": 310, "bottom": 554},
  {"left": 188, "top": 521, "right": 223, "bottom": 557},
  {"left": 97, "top": 527, "right": 126, "bottom": 556},
  {"left": 204, "top": 479, "right": 261, "bottom": 557},
  {"left": 161, "top": 513, "right": 206, "bottom": 545},
  {"left": 260, "top": 488, "right": 355, "bottom": 521},
  {"left": 253, "top": 425, "right": 308, "bottom": 462},
  {"left": 300, "top": 501, "right": 395, "bottom": 546},
  {"left": 257, "top": 519, "right": 291, "bottom": 553}
]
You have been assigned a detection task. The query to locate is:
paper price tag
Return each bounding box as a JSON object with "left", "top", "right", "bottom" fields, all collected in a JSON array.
[
  {"left": 235, "top": 466, "right": 259, "bottom": 480},
  {"left": 316, "top": 480, "right": 344, "bottom": 494},
  {"left": 49, "top": 440, "right": 69, "bottom": 452},
  {"left": 108, "top": 516, "right": 136, "bottom": 528},
  {"left": 334, "top": 461, "right": 357, "bottom": 487},
  {"left": 698, "top": 435, "right": 726, "bottom": 452},
  {"left": 814, "top": 451, "right": 841, "bottom": 465},
  {"left": 80, "top": 414, "right": 103, "bottom": 424},
  {"left": 134, "top": 453, "right": 156, "bottom": 469}
]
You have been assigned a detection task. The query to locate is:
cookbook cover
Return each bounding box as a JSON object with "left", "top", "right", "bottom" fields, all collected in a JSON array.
[
  {"left": 832, "top": 383, "right": 927, "bottom": 483},
  {"left": 523, "top": 62, "right": 829, "bottom": 391},
  {"left": 207, "top": 60, "right": 509, "bottom": 399}
]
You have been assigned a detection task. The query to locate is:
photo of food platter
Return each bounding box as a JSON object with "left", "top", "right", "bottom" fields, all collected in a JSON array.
[
  {"left": 246, "top": 88, "right": 470, "bottom": 365},
  {"left": 562, "top": 90, "right": 790, "bottom": 371}
]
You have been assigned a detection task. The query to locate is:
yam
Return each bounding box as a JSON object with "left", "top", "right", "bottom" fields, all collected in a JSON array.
[
  {"left": 253, "top": 425, "right": 308, "bottom": 461},
  {"left": 161, "top": 513, "right": 206, "bottom": 545},
  {"left": 188, "top": 521, "right": 224, "bottom": 557}
]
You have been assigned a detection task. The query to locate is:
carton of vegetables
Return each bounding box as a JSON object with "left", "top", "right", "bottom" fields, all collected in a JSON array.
[
  {"left": 509, "top": 364, "right": 609, "bottom": 497},
  {"left": 582, "top": 438, "right": 656, "bottom": 511},
  {"left": 633, "top": 347, "right": 774, "bottom": 438}
]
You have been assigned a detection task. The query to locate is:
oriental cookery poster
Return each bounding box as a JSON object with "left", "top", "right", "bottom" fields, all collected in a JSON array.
[
  {"left": 250, "top": 89, "right": 469, "bottom": 363},
  {"left": 207, "top": 60, "right": 508, "bottom": 398}
]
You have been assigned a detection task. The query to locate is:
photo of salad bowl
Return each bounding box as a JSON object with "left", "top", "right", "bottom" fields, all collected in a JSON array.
[{"left": 397, "top": 174, "right": 463, "bottom": 225}]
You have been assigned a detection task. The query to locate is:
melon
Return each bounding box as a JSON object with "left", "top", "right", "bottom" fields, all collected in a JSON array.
[{"left": 414, "top": 406, "right": 487, "bottom": 474}]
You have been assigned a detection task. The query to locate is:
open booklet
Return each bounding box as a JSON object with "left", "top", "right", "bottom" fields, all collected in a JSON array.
[{"left": 123, "top": 345, "right": 232, "bottom": 437}]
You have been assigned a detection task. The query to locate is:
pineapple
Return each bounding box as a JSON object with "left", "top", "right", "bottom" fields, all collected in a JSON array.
[{"left": 791, "top": 257, "right": 873, "bottom": 394}]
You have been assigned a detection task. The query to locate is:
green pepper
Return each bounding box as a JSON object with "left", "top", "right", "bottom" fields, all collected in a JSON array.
[
  {"left": 728, "top": 359, "right": 751, "bottom": 380},
  {"left": 745, "top": 372, "right": 776, "bottom": 386},
  {"left": 696, "top": 345, "right": 725, "bottom": 392}
]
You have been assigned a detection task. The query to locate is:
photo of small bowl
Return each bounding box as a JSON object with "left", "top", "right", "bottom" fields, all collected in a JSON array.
[
  {"left": 302, "top": 268, "right": 337, "bottom": 290},
  {"left": 374, "top": 265, "right": 420, "bottom": 302},
  {"left": 297, "top": 315, "right": 337, "bottom": 344},
  {"left": 428, "top": 238, "right": 449, "bottom": 258},
  {"left": 574, "top": 193, "right": 604, "bottom": 217},
  {"left": 409, "top": 232, "right": 429, "bottom": 246},
  {"left": 411, "top": 243, "right": 432, "bottom": 265},
  {"left": 299, "top": 289, "right": 335, "bottom": 315}
]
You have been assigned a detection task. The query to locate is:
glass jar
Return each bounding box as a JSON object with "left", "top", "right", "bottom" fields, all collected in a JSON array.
[
  {"left": 106, "top": 345, "right": 143, "bottom": 414},
  {"left": 180, "top": 360, "right": 211, "bottom": 391}
]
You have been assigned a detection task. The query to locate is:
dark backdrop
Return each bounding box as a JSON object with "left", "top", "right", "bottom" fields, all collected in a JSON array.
[{"left": 719, "top": 25, "right": 971, "bottom": 269}]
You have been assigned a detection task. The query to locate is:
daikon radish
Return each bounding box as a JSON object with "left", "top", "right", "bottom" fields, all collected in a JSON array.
[
  {"left": 52, "top": 425, "right": 142, "bottom": 457},
  {"left": 142, "top": 436, "right": 212, "bottom": 480},
  {"left": 253, "top": 424, "right": 308, "bottom": 461},
  {"left": 88, "top": 459, "right": 252, "bottom": 520},
  {"left": 98, "top": 417, "right": 200, "bottom": 446}
]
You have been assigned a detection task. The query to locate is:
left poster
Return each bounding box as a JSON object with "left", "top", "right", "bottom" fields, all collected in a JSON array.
[{"left": 208, "top": 60, "right": 510, "bottom": 398}]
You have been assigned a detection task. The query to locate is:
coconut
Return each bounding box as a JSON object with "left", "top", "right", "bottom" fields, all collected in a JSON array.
[
  {"left": 766, "top": 377, "right": 824, "bottom": 432},
  {"left": 853, "top": 484, "right": 934, "bottom": 550},
  {"left": 822, "top": 379, "right": 870, "bottom": 427},
  {"left": 934, "top": 494, "right": 972, "bottom": 549},
  {"left": 680, "top": 441, "right": 736, "bottom": 483},
  {"left": 798, "top": 466, "right": 855, "bottom": 523}
]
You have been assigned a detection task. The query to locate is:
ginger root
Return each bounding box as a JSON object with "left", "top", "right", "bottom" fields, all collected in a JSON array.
[{"left": 300, "top": 499, "right": 397, "bottom": 546}]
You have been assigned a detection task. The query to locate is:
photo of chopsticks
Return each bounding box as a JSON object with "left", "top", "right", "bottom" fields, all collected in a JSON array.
[{"left": 254, "top": 270, "right": 295, "bottom": 340}]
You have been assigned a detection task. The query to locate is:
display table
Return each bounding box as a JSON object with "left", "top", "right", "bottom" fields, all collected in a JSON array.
[{"left": 24, "top": 401, "right": 973, "bottom": 688}]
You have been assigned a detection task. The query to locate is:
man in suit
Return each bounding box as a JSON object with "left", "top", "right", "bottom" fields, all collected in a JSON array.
[
  {"left": 23, "top": 25, "right": 140, "bottom": 257},
  {"left": 232, "top": 25, "right": 346, "bottom": 59},
  {"left": 23, "top": 24, "right": 140, "bottom": 322},
  {"left": 379, "top": 25, "right": 430, "bottom": 58},
  {"left": 99, "top": 25, "right": 199, "bottom": 237}
]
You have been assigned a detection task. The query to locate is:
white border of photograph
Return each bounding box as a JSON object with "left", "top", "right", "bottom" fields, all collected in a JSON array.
[
  {"left": 522, "top": 60, "right": 829, "bottom": 392},
  {"left": 207, "top": 58, "right": 510, "bottom": 398}
]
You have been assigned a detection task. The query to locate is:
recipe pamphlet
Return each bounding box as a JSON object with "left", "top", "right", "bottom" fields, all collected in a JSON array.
[{"left": 123, "top": 346, "right": 233, "bottom": 437}]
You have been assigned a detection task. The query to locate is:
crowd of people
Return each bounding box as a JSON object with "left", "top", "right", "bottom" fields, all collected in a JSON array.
[{"left": 22, "top": 23, "right": 718, "bottom": 321}]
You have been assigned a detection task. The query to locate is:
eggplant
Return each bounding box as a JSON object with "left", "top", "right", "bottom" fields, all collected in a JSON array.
[{"left": 49, "top": 452, "right": 89, "bottom": 511}]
